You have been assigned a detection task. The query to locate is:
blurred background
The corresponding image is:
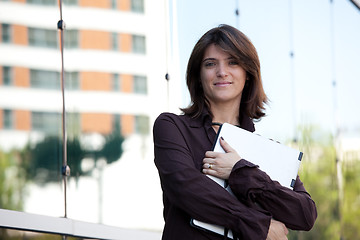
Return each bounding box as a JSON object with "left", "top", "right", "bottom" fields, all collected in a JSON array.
[{"left": 0, "top": 0, "right": 359, "bottom": 239}]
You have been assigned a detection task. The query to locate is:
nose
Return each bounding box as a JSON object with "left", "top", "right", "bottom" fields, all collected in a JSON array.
[{"left": 216, "top": 63, "right": 228, "bottom": 78}]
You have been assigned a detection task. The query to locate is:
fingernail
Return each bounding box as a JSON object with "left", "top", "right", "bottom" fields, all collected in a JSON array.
[{"left": 220, "top": 136, "right": 224, "bottom": 140}]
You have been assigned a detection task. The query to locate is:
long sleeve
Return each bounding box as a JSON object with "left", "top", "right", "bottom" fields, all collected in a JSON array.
[
  {"left": 153, "top": 113, "right": 272, "bottom": 239},
  {"left": 228, "top": 159, "right": 317, "bottom": 231}
]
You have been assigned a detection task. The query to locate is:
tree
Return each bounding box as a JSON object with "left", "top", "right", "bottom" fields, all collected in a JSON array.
[
  {"left": 0, "top": 150, "right": 25, "bottom": 210},
  {"left": 342, "top": 158, "right": 360, "bottom": 239},
  {"left": 287, "top": 125, "right": 360, "bottom": 239},
  {"left": 21, "top": 130, "right": 124, "bottom": 184}
]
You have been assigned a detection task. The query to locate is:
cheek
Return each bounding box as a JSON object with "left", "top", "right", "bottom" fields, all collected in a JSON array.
[{"left": 200, "top": 69, "right": 212, "bottom": 85}]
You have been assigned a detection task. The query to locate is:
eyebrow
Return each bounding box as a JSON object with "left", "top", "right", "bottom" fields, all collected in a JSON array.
[
  {"left": 202, "top": 57, "right": 216, "bottom": 63},
  {"left": 202, "top": 56, "right": 236, "bottom": 63}
]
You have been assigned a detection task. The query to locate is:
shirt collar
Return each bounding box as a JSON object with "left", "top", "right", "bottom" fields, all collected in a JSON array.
[{"left": 187, "top": 107, "right": 255, "bottom": 133}]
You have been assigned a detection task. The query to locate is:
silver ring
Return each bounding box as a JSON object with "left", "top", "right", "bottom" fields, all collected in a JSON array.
[{"left": 208, "top": 163, "right": 212, "bottom": 169}]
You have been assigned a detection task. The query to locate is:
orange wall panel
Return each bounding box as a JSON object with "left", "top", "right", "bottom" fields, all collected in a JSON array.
[
  {"left": 13, "top": 25, "right": 28, "bottom": 45},
  {"left": 81, "top": 113, "right": 112, "bottom": 134},
  {"left": 121, "top": 114, "right": 134, "bottom": 136},
  {"left": 79, "top": 0, "right": 110, "bottom": 8},
  {"left": 14, "top": 67, "right": 30, "bottom": 87},
  {"left": 121, "top": 74, "right": 133, "bottom": 93},
  {"left": 120, "top": 33, "right": 131, "bottom": 52},
  {"left": 80, "top": 30, "right": 111, "bottom": 50},
  {"left": 119, "top": 0, "right": 130, "bottom": 11},
  {"left": 15, "top": 110, "right": 31, "bottom": 130},
  {"left": 12, "top": 0, "right": 26, "bottom": 3},
  {"left": 81, "top": 72, "right": 112, "bottom": 91}
]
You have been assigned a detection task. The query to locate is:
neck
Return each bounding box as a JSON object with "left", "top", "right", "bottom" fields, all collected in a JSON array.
[{"left": 210, "top": 102, "right": 240, "bottom": 126}]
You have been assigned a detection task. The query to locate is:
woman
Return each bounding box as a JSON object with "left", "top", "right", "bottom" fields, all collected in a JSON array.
[{"left": 153, "top": 24, "right": 317, "bottom": 240}]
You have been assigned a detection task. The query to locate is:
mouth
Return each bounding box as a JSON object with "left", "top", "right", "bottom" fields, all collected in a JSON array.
[{"left": 214, "top": 81, "right": 232, "bottom": 86}]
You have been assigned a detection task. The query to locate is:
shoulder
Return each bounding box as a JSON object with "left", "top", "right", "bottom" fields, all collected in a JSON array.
[
  {"left": 154, "top": 112, "right": 190, "bottom": 127},
  {"left": 153, "top": 112, "right": 197, "bottom": 136},
  {"left": 153, "top": 112, "right": 193, "bottom": 144}
]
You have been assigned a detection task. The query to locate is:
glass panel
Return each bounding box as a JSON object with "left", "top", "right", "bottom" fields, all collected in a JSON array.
[
  {"left": 32, "top": 111, "right": 61, "bottom": 134},
  {"left": 28, "top": 28, "right": 57, "bottom": 49},
  {"left": 1, "top": 24, "right": 11, "bottom": 43},
  {"left": 30, "top": 69, "right": 60, "bottom": 89},
  {"left": 112, "top": 73, "right": 120, "bottom": 91},
  {"left": 131, "top": 0, "right": 144, "bottom": 13},
  {"left": 133, "top": 75, "right": 147, "bottom": 94},
  {"left": 3, "top": 109, "right": 13, "bottom": 129},
  {"left": 112, "top": 32, "right": 118, "bottom": 50},
  {"left": 65, "top": 71, "right": 79, "bottom": 90},
  {"left": 27, "top": 0, "right": 57, "bottom": 5},
  {"left": 63, "top": 0, "right": 78, "bottom": 6},
  {"left": 2, "top": 66, "right": 12, "bottom": 85},
  {"left": 135, "top": 115, "right": 149, "bottom": 135},
  {"left": 111, "top": 0, "right": 117, "bottom": 9},
  {"left": 0, "top": 1, "right": 160, "bottom": 234},
  {"left": 132, "top": 35, "right": 146, "bottom": 54},
  {"left": 64, "top": 29, "right": 79, "bottom": 49}
]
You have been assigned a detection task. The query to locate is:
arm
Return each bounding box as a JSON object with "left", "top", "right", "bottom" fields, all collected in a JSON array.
[
  {"left": 202, "top": 137, "right": 317, "bottom": 231},
  {"left": 228, "top": 160, "right": 317, "bottom": 231},
  {"left": 153, "top": 114, "right": 271, "bottom": 239}
]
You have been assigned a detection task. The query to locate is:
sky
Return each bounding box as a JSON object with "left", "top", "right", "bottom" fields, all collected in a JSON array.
[{"left": 171, "top": 0, "right": 360, "bottom": 142}]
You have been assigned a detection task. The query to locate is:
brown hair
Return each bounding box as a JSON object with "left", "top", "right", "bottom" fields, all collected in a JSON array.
[{"left": 181, "top": 24, "right": 268, "bottom": 121}]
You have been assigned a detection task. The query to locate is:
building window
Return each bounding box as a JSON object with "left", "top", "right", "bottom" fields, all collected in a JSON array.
[
  {"left": 135, "top": 115, "right": 149, "bottom": 135},
  {"left": 3, "top": 109, "right": 13, "bottom": 129},
  {"left": 2, "top": 66, "right": 12, "bottom": 86},
  {"left": 27, "top": 0, "right": 57, "bottom": 5},
  {"left": 131, "top": 0, "right": 144, "bottom": 13},
  {"left": 28, "top": 27, "right": 57, "bottom": 49},
  {"left": 65, "top": 71, "right": 79, "bottom": 90},
  {"left": 133, "top": 75, "right": 147, "bottom": 94},
  {"left": 112, "top": 32, "right": 118, "bottom": 50},
  {"left": 1, "top": 23, "right": 11, "bottom": 43},
  {"left": 30, "top": 69, "right": 78, "bottom": 90},
  {"left": 111, "top": 0, "right": 117, "bottom": 9},
  {"left": 132, "top": 35, "right": 146, "bottom": 54},
  {"left": 31, "top": 69, "right": 60, "bottom": 89},
  {"left": 112, "top": 73, "right": 120, "bottom": 91},
  {"left": 64, "top": 29, "right": 79, "bottom": 49},
  {"left": 67, "top": 112, "right": 81, "bottom": 137},
  {"left": 32, "top": 111, "right": 61, "bottom": 134},
  {"left": 63, "top": 0, "right": 77, "bottom": 5},
  {"left": 113, "top": 114, "right": 121, "bottom": 132}
]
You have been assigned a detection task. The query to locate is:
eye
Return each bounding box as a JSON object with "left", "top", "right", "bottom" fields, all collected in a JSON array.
[
  {"left": 229, "top": 60, "right": 239, "bottom": 65},
  {"left": 204, "top": 61, "right": 216, "bottom": 67}
]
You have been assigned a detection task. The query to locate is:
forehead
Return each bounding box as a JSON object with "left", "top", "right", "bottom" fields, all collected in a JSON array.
[{"left": 203, "top": 44, "right": 233, "bottom": 59}]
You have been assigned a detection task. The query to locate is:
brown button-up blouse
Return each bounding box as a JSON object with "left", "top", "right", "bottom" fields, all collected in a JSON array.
[{"left": 153, "top": 111, "right": 317, "bottom": 240}]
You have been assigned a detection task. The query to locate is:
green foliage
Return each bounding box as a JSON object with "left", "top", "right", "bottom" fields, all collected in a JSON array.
[
  {"left": 342, "top": 160, "right": 360, "bottom": 239},
  {"left": 287, "top": 125, "right": 360, "bottom": 240},
  {"left": 0, "top": 150, "right": 25, "bottom": 211},
  {"left": 101, "top": 130, "right": 125, "bottom": 164},
  {"left": 20, "top": 131, "right": 124, "bottom": 184}
]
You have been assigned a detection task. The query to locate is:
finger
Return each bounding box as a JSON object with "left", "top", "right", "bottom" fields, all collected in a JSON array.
[
  {"left": 202, "top": 168, "right": 217, "bottom": 175},
  {"left": 202, "top": 156, "right": 216, "bottom": 164},
  {"left": 203, "top": 162, "right": 215, "bottom": 170},
  {"left": 204, "top": 151, "right": 219, "bottom": 158},
  {"left": 219, "top": 137, "right": 235, "bottom": 153}
]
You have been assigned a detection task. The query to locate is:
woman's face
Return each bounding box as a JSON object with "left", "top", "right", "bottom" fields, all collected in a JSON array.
[{"left": 200, "top": 44, "right": 247, "bottom": 107}]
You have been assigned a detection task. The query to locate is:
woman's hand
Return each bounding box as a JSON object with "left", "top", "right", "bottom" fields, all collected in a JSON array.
[
  {"left": 202, "top": 137, "right": 241, "bottom": 179},
  {"left": 266, "top": 219, "right": 289, "bottom": 240}
]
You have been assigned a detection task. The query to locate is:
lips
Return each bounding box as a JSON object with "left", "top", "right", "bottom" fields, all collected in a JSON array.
[{"left": 214, "top": 81, "right": 232, "bottom": 86}]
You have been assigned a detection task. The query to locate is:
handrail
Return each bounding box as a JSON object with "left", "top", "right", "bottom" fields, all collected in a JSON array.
[{"left": 0, "top": 209, "right": 161, "bottom": 240}]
